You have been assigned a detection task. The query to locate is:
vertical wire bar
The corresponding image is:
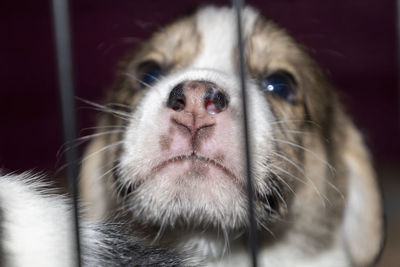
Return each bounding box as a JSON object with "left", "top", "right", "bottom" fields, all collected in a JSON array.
[
  {"left": 233, "top": 0, "right": 258, "bottom": 267},
  {"left": 397, "top": 0, "right": 400, "bottom": 126},
  {"left": 50, "top": 0, "right": 82, "bottom": 266}
]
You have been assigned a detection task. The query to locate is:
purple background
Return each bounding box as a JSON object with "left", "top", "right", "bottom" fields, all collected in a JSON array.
[
  {"left": 0, "top": 0, "right": 399, "bottom": 265},
  {"left": 0, "top": 0, "right": 398, "bottom": 171}
]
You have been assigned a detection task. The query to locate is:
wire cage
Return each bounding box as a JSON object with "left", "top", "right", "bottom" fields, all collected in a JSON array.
[{"left": 0, "top": 0, "right": 399, "bottom": 266}]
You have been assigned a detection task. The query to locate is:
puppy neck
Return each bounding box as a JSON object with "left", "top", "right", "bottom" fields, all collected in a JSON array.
[{"left": 158, "top": 228, "right": 249, "bottom": 262}]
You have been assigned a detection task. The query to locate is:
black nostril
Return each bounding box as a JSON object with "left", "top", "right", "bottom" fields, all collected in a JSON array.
[
  {"left": 172, "top": 98, "right": 185, "bottom": 111},
  {"left": 204, "top": 87, "right": 229, "bottom": 114},
  {"left": 167, "top": 83, "right": 186, "bottom": 112}
]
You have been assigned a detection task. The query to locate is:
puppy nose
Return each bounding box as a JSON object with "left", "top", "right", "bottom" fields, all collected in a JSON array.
[
  {"left": 167, "top": 81, "right": 229, "bottom": 115},
  {"left": 167, "top": 81, "right": 229, "bottom": 136}
]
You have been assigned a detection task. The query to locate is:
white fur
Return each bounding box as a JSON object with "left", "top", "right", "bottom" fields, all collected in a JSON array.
[
  {"left": 0, "top": 173, "right": 122, "bottom": 267},
  {"left": 342, "top": 130, "right": 383, "bottom": 265},
  {"left": 0, "top": 173, "right": 76, "bottom": 267},
  {"left": 192, "top": 6, "right": 258, "bottom": 73},
  {"left": 257, "top": 236, "right": 349, "bottom": 267}
]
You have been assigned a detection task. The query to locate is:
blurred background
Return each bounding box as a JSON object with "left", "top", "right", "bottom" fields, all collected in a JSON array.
[{"left": 0, "top": 0, "right": 398, "bottom": 265}]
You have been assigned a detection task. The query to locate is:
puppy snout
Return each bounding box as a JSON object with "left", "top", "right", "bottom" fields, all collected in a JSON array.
[{"left": 167, "top": 81, "right": 229, "bottom": 133}]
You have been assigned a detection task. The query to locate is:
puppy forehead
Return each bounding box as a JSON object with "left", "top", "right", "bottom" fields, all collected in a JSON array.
[{"left": 191, "top": 6, "right": 259, "bottom": 74}]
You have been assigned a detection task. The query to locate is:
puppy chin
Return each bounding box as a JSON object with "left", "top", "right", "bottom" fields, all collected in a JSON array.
[{"left": 125, "top": 170, "right": 249, "bottom": 230}]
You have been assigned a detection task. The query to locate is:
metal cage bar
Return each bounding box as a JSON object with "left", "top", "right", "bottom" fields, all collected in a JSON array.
[
  {"left": 234, "top": 0, "right": 259, "bottom": 266},
  {"left": 50, "top": 0, "right": 82, "bottom": 266},
  {"left": 397, "top": 0, "right": 400, "bottom": 126}
]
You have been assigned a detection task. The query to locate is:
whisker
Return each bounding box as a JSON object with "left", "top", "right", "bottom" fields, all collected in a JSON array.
[
  {"left": 270, "top": 119, "right": 321, "bottom": 129},
  {"left": 75, "top": 130, "right": 124, "bottom": 142},
  {"left": 76, "top": 97, "right": 132, "bottom": 120},
  {"left": 271, "top": 151, "right": 343, "bottom": 204},
  {"left": 104, "top": 102, "right": 133, "bottom": 111},
  {"left": 94, "top": 160, "right": 120, "bottom": 182},
  {"left": 122, "top": 72, "right": 167, "bottom": 97},
  {"left": 114, "top": 169, "right": 137, "bottom": 201},
  {"left": 80, "top": 141, "right": 124, "bottom": 164},
  {"left": 145, "top": 73, "right": 163, "bottom": 82},
  {"left": 219, "top": 222, "right": 230, "bottom": 258},
  {"left": 269, "top": 163, "right": 306, "bottom": 186},
  {"left": 326, "top": 180, "right": 345, "bottom": 200},
  {"left": 268, "top": 168, "right": 297, "bottom": 195},
  {"left": 283, "top": 130, "right": 309, "bottom": 135},
  {"left": 256, "top": 218, "right": 276, "bottom": 239},
  {"left": 78, "top": 106, "right": 131, "bottom": 121},
  {"left": 268, "top": 119, "right": 343, "bottom": 198},
  {"left": 55, "top": 141, "right": 124, "bottom": 176},
  {"left": 270, "top": 151, "right": 329, "bottom": 205},
  {"left": 80, "top": 125, "right": 127, "bottom": 132},
  {"left": 271, "top": 185, "right": 288, "bottom": 210},
  {"left": 57, "top": 130, "right": 124, "bottom": 158},
  {"left": 151, "top": 216, "right": 167, "bottom": 245},
  {"left": 123, "top": 73, "right": 152, "bottom": 89},
  {"left": 271, "top": 138, "right": 336, "bottom": 174}
]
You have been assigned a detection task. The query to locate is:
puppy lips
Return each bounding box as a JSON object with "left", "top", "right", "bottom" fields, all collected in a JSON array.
[{"left": 150, "top": 153, "right": 239, "bottom": 184}]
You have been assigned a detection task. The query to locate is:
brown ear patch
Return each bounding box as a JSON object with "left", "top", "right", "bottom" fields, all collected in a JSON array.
[
  {"left": 246, "top": 16, "right": 336, "bottom": 128},
  {"left": 126, "top": 15, "right": 201, "bottom": 81},
  {"left": 342, "top": 119, "right": 384, "bottom": 266}
]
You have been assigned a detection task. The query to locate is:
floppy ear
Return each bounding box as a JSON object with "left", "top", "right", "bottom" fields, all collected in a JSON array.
[
  {"left": 80, "top": 136, "right": 117, "bottom": 222},
  {"left": 342, "top": 119, "right": 384, "bottom": 266}
]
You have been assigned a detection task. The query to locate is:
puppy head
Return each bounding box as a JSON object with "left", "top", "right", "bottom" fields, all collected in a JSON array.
[
  {"left": 115, "top": 6, "right": 301, "bottom": 229},
  {"left": 81, "top": 6, "right": 383, "bottom": 265}
]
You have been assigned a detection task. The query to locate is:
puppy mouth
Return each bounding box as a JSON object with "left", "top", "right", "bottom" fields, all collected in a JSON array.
[{"left": 152, "top": 153, "right": 238, "bottom": 183}]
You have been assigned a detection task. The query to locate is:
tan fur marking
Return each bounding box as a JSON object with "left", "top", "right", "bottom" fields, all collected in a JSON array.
[
  {"left": 126, "top": 15, "right": 201, "bottom": 79},
  {"left": 342, "top": 118, "right": 384, "bottom": 266},
  {"left": 159, "top": 134, "right": 172, "bottom": 151},
  {"left": 80, "top": 136, "right": 118, "bottom": 222}
]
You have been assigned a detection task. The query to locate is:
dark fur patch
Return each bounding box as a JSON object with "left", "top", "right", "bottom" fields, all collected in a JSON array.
[
  {"left": 84, "top": 224, "right": 186, "bottom": 267},
  {"left": 112, "top": 159, "right": 134, "bottom": 198},
  {"left": 256, "top": 174, "right": 286, "bottom": 219}
]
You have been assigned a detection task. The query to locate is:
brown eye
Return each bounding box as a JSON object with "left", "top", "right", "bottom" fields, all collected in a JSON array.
[
  {"left": 261, "top": 71, "right": 297, "bottom": 103},
  {"left": 137, "top": 61, "right": 163, "bottom": 88}
]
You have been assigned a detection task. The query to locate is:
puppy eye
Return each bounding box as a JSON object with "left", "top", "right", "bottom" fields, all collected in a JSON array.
[
  {"left": 261, "top": 71, "right": 297, "bottom": 103},
  {"left": 137, "top": 61, "right": 163, "bottom": 87}
]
